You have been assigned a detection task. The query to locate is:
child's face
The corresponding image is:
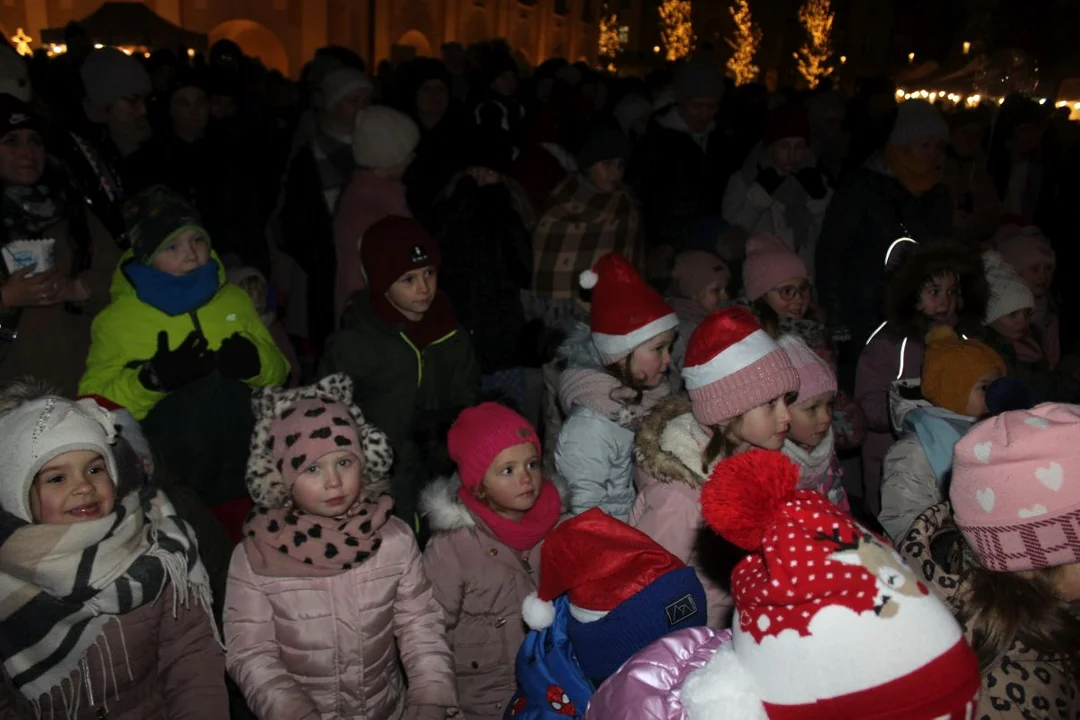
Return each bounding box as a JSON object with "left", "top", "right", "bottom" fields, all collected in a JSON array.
[
  {"left": 788, "top": 391, "right": 836, "bottom": 448},
  {"left": 966, "top": 368, "right": 1003, "bottom": 418},
  {"left": 151, "top": 229, "right": 211, "bottom": 277},
  {"left": 477, "top": 442, "right": 543, "bottom": 521},
  {"left": 586, "top": 158, "right": 625, "bottom": 193},
  {"left": 1019, "top": 262, "right": 1054, "bottom": 298},
  {"left": 764, "top": 278, "right": 812, "bottom": 320},
  {"left": 695, "top": 282, "right": 727, "bottom": 313},
  {"left": 625, "top": 329, "right": 676, "bottom": 388},
  {"left": 291, "top": 450, "right": 364, "bottom": 517},
  {"left": 916, "top": 272, "right": 959, "bottom": 326},
  {"left": 990, "top": 309, "right": 1032, "bottom": 341},
  {"left": 30, "top": 450, "right": 115, "bottom": 524},
  {"left": 734, "top": 393, "right": 794, "bottom": 451},
  {"left": 386, "top": 266, "right": 437, "bottom": 321}
]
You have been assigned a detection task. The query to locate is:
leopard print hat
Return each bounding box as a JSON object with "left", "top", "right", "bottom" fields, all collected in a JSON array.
[{"left": 246, "top": 375, "right": 394, "bottom": 508}]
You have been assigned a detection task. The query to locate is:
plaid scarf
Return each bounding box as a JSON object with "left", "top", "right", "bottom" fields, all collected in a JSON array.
[
  {"left": 0, "top": 487, "right": 215, "bottom": 715},
  {"left": 532, "top": 175, "right": 644, "bottom": 300}
]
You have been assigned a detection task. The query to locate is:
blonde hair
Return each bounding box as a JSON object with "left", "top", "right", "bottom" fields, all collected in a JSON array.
[{"left": 701, "top": 418, "right": 744, "bottom": 472}]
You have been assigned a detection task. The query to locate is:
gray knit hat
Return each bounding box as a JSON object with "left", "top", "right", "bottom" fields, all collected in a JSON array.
[
  {"left": 889, "top": 100, "right": 949, "bottom": 147},
  {"left": 81, "top": 48, "right": 151, "bottom": 110}
]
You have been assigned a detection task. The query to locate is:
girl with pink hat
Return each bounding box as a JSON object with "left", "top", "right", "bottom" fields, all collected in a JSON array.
[{"left": 631, "top": 306, "right": 801, "bottom": 626}]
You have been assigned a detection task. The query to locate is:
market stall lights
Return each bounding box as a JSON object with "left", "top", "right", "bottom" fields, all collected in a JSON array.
[
  {"left": 11, "top": 29, "right": 33, "bottom": 56},
  {"left": 962, "top": 41, "right": 971, "bottom": 55},
  {"left": 94, "top": 43, "right": 104, "bottom": 49}
]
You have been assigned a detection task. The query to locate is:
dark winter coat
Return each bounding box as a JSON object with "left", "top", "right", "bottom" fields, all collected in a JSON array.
[
  {"left": 980, "top": 329, "right": 1080, "bottom": 405},
  {"left": 404, "top": 106, "right": 470, "bottom": 219}
]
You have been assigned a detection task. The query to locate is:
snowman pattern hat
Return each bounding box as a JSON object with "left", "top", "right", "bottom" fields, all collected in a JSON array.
[
  {"left": 581, "top": 252, "right": 679, "bottom": 365},
  {"left": 678, "top": 450, "right": 981, "bottom": 719}
]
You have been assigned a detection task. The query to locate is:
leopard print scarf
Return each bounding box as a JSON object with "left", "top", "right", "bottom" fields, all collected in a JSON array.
[{"left": 241, "top": 494, "right": 395, "bottom": 578}]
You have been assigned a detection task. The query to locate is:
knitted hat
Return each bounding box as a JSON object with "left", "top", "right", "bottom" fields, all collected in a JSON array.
[
  {"left": 993, "top": 223, "right": 1056, "bottom": 274},
  {"left": 671, "top": 250, "right": 730, "bottom": 299},
  {"left": 352, "top": 105, "right": 420, "bottom": 169},
  {"left": 613, "top": 93, "right": 652, "bottom": 135},
  {"left": 982, "top": 250, "right": 1035, "bottom": 325},
  {"left": 0, "top": 45, "right": 31, "bottom": 102},
  {"left": 360, "top": 216, "right": 441, "bottom": 297},
  {"left": 580, "top": 252, "right": 679, "bottom": 365},
  {"left": 123, "top": 185, "right": 207, "bottom": 263},
  {"left": 320, "top": 67, "right": 373, "bottom": 110},
  {"left": 81, "top": 48, "right": 152, "bottom": 110},
  {"left": 521, "top": 509, "right": 706, "bottom": 680},
  {"left": 683, "top": 307, "right": 800, "bottom": 426},
  {"left": 985, "top": 377, "right": 1036, "bottom": 416},
  {"left": 575, "top": 124, "right": 630, "bottom": 171},
  {"left": 0, "top": 93, "right": 43, "bottom": 139},
  {"left": 246, "top": 375, "right": 393, "bottom": 509},
  {"left": 742, "top": 234, "right": 809, "bottom": 302},
  {"left": 694, "top": 450, "right": 981, "bottom": 718},
  {"left": 951, "top": 403, "right": 1080, "bottom": 572},
  {"left": 889, "top": 99, "right": 949, "bottom": 148},
  {"left": 0, "top": 397, "right": 118, "bottom": 523},
  {"left": 675, "top": 57, "right": 725, "bottom": 104},
  {"left": 448, "top": 402, "right": 541, "bottom": 491},
  {"left": 762, "top": 103, "right": 811, "bottom": 147},
  {"left": 921, "top": 326, "right": 1005, "bottom": 416},
  {"left": 777, "top": 334, "right": 836, "bottom": 406}
]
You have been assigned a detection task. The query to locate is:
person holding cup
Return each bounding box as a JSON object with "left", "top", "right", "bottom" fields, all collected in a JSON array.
[{"left": 0, "top": 93, "right": 120, "bottom": 394}]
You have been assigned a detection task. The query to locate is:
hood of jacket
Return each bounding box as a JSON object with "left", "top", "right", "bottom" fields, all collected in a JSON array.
[
  {"left": 633, "top": 395, "right": 710, "bottom": 488},
  {"left": 884, "top": 243, "right": 989, "bottom": 341},
  {"left": 419, "top": 473, "right": 568, "bottom": 533},
  {"left": 888, "top": 378, "right": 932, "bottom": 434},
  {"left": 556, "top": 322, "right": 602, "bottom": 371},
  {"left": 889, "top": 379, "right": 974, "bottom": 485}
]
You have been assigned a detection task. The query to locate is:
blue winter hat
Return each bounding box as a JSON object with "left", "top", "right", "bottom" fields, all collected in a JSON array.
[{"left": 566, "top": 565, "right": 706, "bottom": 684}]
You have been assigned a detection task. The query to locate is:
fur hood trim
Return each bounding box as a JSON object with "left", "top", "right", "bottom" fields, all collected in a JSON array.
[
  {"left": 633, "top": 395, "right": 706, "bottom": 488},
  {"left": 419, "top": 473, "right": 570, "bottom": 533},
  {"left": 556, "top": 322, "right": 604, "bottom": 371},
  {"left": 245, "top": 374, "right": 394, "bottom": 508},
  {"left": 885, "top": 243, "right": 989, "bottom": 341}
]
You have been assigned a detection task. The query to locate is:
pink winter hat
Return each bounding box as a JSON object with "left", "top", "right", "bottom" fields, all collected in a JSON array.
[
  {"left": 992, "top": 223, "right": 1056, "bottom": 273},
  {"left": 671, "top": 251, "right": 730, "bottom": 299},
  {"left": 683, "top": 307, "right": 800, "bottom": 426},
  {"left": 448, "top": 402, "right": 541, "bottom": 490},
  {"left": 777, "top": 334, "right": 837, "bottom": 405},
  {"left": 270, "top": 398, "right": 363, "bottom": 490},
  {"left": 951, "top": 403, "right": 1080, "bottom": 572},
  {"left": 742, "top": 234, "right": 810, "bottom": 302}
]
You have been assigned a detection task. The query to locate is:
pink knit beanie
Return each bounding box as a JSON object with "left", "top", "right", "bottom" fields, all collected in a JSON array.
[
  {"left": 777, "top": 334, "right": 837, "bottom": 405},
  {"left": 671, "top": 251, "right": 730, "bottom": 299},
  {"left": 270, "top": 398, "right": 363, "bottom": 490},
  {"left": 683, "top": 307, "right": 800, "bottom": 426},
  {"left": 993, "top": 223, "right": 1056, "bottom": 273},
  {"left": 951, "top": 403, "right": 1080, "bottom": 572},
  {"left": 742, "top": 234, "right": 810, "bottom": 301},
  {"left": 448, "top": 402, "right": 541, "bottom": 490}
]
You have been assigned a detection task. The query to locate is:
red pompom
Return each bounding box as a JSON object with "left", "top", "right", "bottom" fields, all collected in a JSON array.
[{"left": 700, "top": 449, "right": 800, "bottom": 551}]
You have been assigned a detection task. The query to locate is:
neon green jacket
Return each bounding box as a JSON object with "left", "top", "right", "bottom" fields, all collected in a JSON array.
[{"left": 79, "top": 251, "right": 289, "bottom": 420}]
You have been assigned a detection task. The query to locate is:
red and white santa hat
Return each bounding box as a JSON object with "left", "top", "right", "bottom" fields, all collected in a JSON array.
[
  {"left": 682, "top": 307, "right": 800, "bottom": 426},
  {"left": 581, "top": 252, "right": 679, "bottom": 365},
  {"left": 679, "top": 450, "right": 982, "bottom": 719}
]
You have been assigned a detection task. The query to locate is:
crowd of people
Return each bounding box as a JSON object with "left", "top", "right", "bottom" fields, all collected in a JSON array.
[{"left": 0, "top": 18, "right": 1079, "bottom": 720}]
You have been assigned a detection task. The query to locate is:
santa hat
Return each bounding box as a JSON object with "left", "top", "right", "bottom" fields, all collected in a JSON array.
[
  {"left": 683, "top": 450, "right": 981, "bottom": 719},
  {"left": 683, "top": 307, "right": 800, "bottom": 426},
  {"left": 581, "top": 252, "right": 679, "bottom": 365}
]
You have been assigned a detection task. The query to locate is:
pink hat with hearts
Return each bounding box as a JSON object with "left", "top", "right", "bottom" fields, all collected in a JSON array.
[{"left": 950, "top": 403, "right": 1080, "bottom": 572}]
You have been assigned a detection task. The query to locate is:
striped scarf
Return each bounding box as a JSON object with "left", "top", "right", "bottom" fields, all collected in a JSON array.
[{"left": 0, "top": 487, "right": 215, "bottom": 714}]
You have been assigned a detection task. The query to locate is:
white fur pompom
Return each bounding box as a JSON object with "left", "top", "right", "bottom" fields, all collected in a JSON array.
[
  {"left": 522, "top": 592, "right": 556, "bottom": 630},
  {"left": 680, "top": 642, "right": 767, "bottom": 720},
  {"left": 579, "top": 269, "right": 599, "bottom": 290}
]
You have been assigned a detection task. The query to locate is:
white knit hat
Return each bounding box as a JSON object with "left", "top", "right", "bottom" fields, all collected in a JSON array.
[
  {"left": 0, "top": 397, "right": 118, "bottom": 522},
  {"left": 983, "top": 250, "right": 1035, "bottom": 325},
  {"left": 889, "top": 100, "right": 949, "bottom": 148},
  {"left": 352, "top": 105, "right": 420, "bottom": 169},
  {"left": 320, "top": 67, "right": 373, "bottom": 110}
]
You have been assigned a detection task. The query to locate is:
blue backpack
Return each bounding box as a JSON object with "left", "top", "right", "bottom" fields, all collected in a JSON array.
[{"left": 504, "top": 596, "right": 594, "bottom": 719}]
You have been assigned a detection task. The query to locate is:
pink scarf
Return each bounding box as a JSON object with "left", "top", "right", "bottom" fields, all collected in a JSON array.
[{"left": 457, "top": 480, "right": 561, "bottom": 552}]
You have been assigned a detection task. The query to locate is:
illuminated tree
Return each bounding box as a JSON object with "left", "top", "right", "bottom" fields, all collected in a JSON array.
[
  {"left": 598, "top": 3, "right": 621, "bottom": 68},
  {"left": 794, "top": 0, "right": 834, "bottom": 88},
  {"left": 659, "top": 0, "right": 694, "bottom": 62},
  {"left": 725, "top": 0, "right": 761, "bottom": 85}
]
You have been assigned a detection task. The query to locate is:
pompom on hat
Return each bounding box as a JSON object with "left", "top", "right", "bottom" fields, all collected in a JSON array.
[
  {"left": 686, "top": 450, "right": 981, "bottom": 719},
  {"left": 682, "top": 307, "right": 800, "bottom": 426},
  {"left": 581, "top": 252, "right": 679, "bottom": 365}
]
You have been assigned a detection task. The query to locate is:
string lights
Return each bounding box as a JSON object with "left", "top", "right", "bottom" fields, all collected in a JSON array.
[
  {"left": 725, "top": 0, "right": 761, "bottom": 85},
  {"left": 598, "top": 3, "right": 621, "bottom": 69},
  {"left": 794, "top": 0, "right": 833, "bottom": 88},
  {"left": 659, "top": 0, "right": 694, "bottom": 61}
]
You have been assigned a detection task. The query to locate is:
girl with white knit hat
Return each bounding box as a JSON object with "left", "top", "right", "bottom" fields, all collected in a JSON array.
[
  {"left": 554, "top": 252, "right": 679, "bottom": 521},
  {"left": 631, "top": 305, "right": 800, "bottom": 626}
]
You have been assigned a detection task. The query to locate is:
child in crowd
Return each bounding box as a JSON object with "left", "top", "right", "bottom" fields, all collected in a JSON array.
[
  {"left": 856, "top": 243, "right": 987, "bottom": 516},
  {"left": 631, "top": 306, "right": 800, "bottom": 626},
  {"left": 228, "top": 266, "right": 300, "bottom": 387},
  {"left": 224, "top": 375, "right": 457, "bottom": 720},
  {"left": 554, "top": 252, "right": 679, "bottom": 519},
  {"left": 509, "top": 508, "right": 706, "bottom": 717},
  {"left": 79, "top": 186, "right": 289, "bottom": 420},
  {"left": 421, "top": 403, "right": 563, "bottom": 719},
  {"left": 981, "top": 250, "right": 1080, "bottom": 403},
  {"left": 901, "top": 404, "right": 1080, "bottom": 717},
  {"left": 878, "top": 327, "right": 1005, "bottom": 542},
  {"left": 0, "top": 394, "right": 227, "bottom": 719},
  {"left": 777, "top": 334, "right": 849, "bottom": 511},
  {"left": 586, "top": 450, "right": 982, "bottom": 719},
  {"left": 738, "top": 233, "right": 820, "bottom": 347},
  {"left": 993, "top": 223, "right": 1060, "bottom": 367},
  {"left": 665, "top": 250, "right": 730, "bottom": 384},
  {"left": 321, "top": 216, "right": 480, "bottom": 526}
]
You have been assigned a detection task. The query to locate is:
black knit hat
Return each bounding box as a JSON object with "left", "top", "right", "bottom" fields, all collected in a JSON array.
[
  {"left": 576, "top": 123, "right": 630, "bottom": 171},
  {"left": 124, "top": 186, "right": 208, "bottom": 264},
  {"left": 0, "top": 93, "right": 43, "bottom": 140}
]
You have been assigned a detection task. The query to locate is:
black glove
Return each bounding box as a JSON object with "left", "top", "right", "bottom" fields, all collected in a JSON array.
[
  {"left": 139, "top": 330, "right": 216, "bottom": 392},
  {"left": 217, "top": 332, "right": 261, "bottom": 380},
  {"left": 755, "top": 166, "right": 785, "bottom": 195},
  {"left": 795, "top": 167, "right": 828, "bottom": 199}
]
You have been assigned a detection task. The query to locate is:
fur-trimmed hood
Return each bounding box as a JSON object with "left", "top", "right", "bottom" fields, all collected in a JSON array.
[
  {"left": 556, "top": 321, "right": 603, "bottom": 371},
  {"left": 419, "top": 473, "right": 569, "bottom": 533},
  {"left": 245, "top": 374, "right": 394, "bottom": 508},
  {"left": 633, "top": 394, "right": 710, "bottom": 488},
  {"left": 884, "top": 243, "right": 989, "bottom": 341}
]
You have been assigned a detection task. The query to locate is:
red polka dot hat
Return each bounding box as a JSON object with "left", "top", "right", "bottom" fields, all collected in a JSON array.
[{"left": 697, "top": 450, "right": 981, "bottom": 719}]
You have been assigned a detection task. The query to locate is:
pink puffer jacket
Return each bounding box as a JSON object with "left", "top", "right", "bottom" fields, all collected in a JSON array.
[
  {"left": 583, "top": 627, "right": 733, "bottom": 719},
  {"left": 629, "top": 396, "right": 734, "bottom": 628},
  {"left": 224, "top": 516, "right": 457, "bottom": 720}
]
